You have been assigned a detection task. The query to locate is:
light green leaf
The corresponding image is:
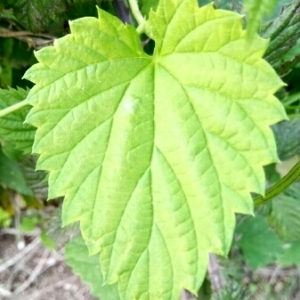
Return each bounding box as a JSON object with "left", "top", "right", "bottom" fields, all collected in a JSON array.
[
  {"left": 0, "top": 88, "right": 35, "bottom": 156},
  {"left": 235, "top": 216, "right": 282, "bottom": 269},
  {"left": 65, "top": 236, "right": 120, "bottom": 300},
  {"left": 24, "top": 1, "right": 286, "bottom": 299},
  {"left": 245, "top": 0, "right": 277, "bottom": 36}
]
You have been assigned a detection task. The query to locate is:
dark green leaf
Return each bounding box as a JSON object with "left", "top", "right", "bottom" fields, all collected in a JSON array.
[
  {"left": 235, "top": 216, "right": 282, "bottom": 269},
  {"left": 11, "top": 0, "right": 66, "bottom": 32},
  {"left": 272, "top": 119, "right": 300, "bottom": 160},
  {"left": 268, "top": 182, "right": 300, "bottom": 242},
  {"left": 0, "top": 148, "right": 32, "bottom": 195}
]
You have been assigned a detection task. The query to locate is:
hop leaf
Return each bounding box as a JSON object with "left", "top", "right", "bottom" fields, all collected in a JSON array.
[{"left": 24, "top": 1, "right": 286, "bottom": 299}]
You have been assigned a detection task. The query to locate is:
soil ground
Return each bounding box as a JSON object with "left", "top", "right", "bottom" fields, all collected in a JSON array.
[{"left": 0, "top": 233, "right": 98, "bottom": 300}]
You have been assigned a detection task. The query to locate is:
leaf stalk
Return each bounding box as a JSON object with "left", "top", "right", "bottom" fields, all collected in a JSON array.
[
  {"left": 128, "top": 0, "right": 146, "bottom": 34},
  {"left": 254, "top": 160, "right": 300, "bottom": 206},
  {"left": 0, "top": 100, "right": 28, "bottom": 118}
]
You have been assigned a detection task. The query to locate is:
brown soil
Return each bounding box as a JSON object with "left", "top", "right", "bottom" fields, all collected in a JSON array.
[{"left": 0, "top": 233, "right": 98, "bottom": 300}]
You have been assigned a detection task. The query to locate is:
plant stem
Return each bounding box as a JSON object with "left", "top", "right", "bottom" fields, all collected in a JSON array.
[
  {"left": 254, "top": 160, "right": 300, "bottom": 206},
  {"left": 0, "top": 99, "right": 28, "bottom": 118},
  {"left": 128, "top": 0, "right": 146, "bottom": 34}
]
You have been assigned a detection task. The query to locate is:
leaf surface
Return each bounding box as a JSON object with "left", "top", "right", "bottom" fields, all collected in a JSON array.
[{"left": 24, "top": 1, "right": 286, "bottom": 299}]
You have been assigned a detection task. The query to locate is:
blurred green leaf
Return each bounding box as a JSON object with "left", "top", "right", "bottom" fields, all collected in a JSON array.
[
  {"left": 278, "top": 240, "right": 300, "bottom": 265},
  {"left": 0, "top": 148, "right": 32, "bottom": 195},
  {"left": 263, "top": 2, "right": 300, "bottom": 74},
  {"left": 20, "top": 214, "right": 40, "bottom": 231},
  {"left": 19, "top": 156, "right": 48, "bottom": 199},
  {"left": 272, "top": 119, "right": 300, "bottom": 160},
  {"left": 0, "top": 206, "right": 10, "bottom": 225},
  {"left": 0, "top": 38, "right": 13, "bottom": 88},
  {"left": 245, "top": 0, "right": 277, "bottom": 37},
  {"left": 197, "top": 276, "right": 212, "bottom": 300},
  {"left": 9, "top": 0, "right": 66, "bottom": 32},
  {"left": 65, "top": 236, "right": 121, "bottom": 300},
  {"left": 40, "top": 229, "right": 57, "bottom": 250},
  {"left": 235, "top": 216, "right": 282, "bottom": 269},
  {"left": 268, "top": 182, "right": 300, "bottom": 242}
]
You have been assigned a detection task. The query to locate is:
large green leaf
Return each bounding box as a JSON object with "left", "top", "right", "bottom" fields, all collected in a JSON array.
[
  {"left": 0, "top": 88, "right": 35, "bottom": 156},
  {"left": 65, "top": 236, "right": 121, "bottom": 300},
  {"left": 24, "top": 1, "right": 286, "bottom": 299}
]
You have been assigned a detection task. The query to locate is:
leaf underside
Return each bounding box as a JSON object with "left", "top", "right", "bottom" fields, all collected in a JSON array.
[{"left": 24, "top": 0, "right": 286, "bottom": 299}]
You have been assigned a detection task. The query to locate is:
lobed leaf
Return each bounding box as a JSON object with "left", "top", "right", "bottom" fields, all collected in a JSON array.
[{"left": 24, "top": 0, "right": 286, "bottom": 299}]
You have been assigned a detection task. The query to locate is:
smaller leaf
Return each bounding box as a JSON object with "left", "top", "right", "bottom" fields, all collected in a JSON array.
[
  {"left": 10, "top": 0, "right": 66, "bottom": 32},
  {"left": 278, "top": 241, "right": 300, "bottom": 266},
  {"left": 0, "top": 148, "right": 32, "bottom": 195},
  {"left": 272, "top": 119, "right": 300, "bottom": 160},
  {"left": 19, "top": 156, "right": 48, "bottom": 199},
  {"left": 245, "top": 0, "right": 277, "bottom": 37},
  {"left": 65, "top": 236, "right": 121, "bottom": 300},
  {"left": 40, "top": 229, "right": 57, "bottom": 250},
  {"left": 235, "top": 216, "right": 282, "bottom": 269},
  {"left": 20, "top": 215, "right": 40, "bottom": 232},
  {"left": 268, "top": 182, "right": 300, "bottom": 242}
]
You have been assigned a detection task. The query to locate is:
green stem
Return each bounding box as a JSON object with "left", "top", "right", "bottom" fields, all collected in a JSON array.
[
  {"left": 0, "top": 100, "right": 28, "bottom": 118},
  {"left": 128, "top": 0, "right": 146, "bottom": 34},
  {"left": 254, "top": 160, "right": 300, "bottom": 206}
]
